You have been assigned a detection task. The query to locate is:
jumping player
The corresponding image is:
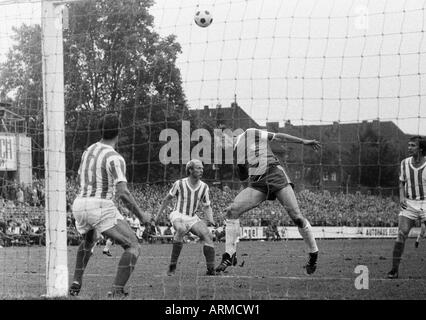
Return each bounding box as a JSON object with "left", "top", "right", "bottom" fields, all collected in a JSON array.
[
  {"left": 388, "top": 136, "right": 426, "bottom": 279},
  {"left": 155, "top": 159, "right": 217, "bottom": 276},
  {"left": 216, "top": 128, "right": 320, "bottom": 274}
]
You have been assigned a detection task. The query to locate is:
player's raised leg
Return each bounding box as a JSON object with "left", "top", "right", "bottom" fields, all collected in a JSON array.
[
  {"left": 167, "top": 220, "right": 187, "bottom": 275},
  {"left": 388, "top": 215, "right": 415, "bottom": 278},
  {"left": 190, "top": 221, "right": 216, "bottom": 275},
  {"left": 102, "top": 219, "right": 141, "bottom": 296},
  {"left": 216, "top": 187, "right": 266, "bottom": 272},
  {"left": 69, "top": 229, "right": 97, "bottom": 296},
  {"left": 276, "top": 185, "right": 319, "bottom": 274}
]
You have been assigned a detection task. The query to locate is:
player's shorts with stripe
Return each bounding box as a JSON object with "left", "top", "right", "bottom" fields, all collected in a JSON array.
[
  {"left": 399, "top": 199, "right": 426, "bottom": 221},
  {"left": 72, "top": 197, "right": 124, "bottom": 235},
  {"left": 248, "top": 164, "right": 294, "bottom": 200},
  {"left": 169, "top": 210, "right": 201, "bottom": 232}
]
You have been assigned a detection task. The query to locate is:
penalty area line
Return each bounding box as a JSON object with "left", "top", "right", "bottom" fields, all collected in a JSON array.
[{"left": 153, "top": 274, "right": 426, "bottom": 282}]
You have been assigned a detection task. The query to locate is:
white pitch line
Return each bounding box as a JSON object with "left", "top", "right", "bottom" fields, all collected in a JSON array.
[
  {"left": 2, "top": 272, "right": 425, "bottom": 283},
  {"left": 153, "top": 274, "right": 426, "bottom": 282}
]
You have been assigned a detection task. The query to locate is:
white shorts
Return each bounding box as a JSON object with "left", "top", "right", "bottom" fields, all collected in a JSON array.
[
  {"left": 169, "top": 211, "right": 201, "bottom": 232},
  {"left": 72, "top": 197, "right": 124, "bottom": 235},
  {"left": 399, "top": 199, "right": 426, "bottom": 221}
]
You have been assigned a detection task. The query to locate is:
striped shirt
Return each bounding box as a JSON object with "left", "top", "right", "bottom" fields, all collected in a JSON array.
[
  {"left": 169, "top": 178, "right": 210, "bottom": 216},
  {"left": 77, "top": 142, "right": 127, "bottom": 200},
  {"left": 400, "top": 157, "right": 426, "bottom": 200},
  {"left": 235, "top": 128, "right": 280, "bottom": 176}
]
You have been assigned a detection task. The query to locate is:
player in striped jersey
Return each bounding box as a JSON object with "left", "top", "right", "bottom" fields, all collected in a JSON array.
[
  {"left": 388, "top": 136, "right": 426, "bottom": 279},
  {"left": 216, "top": 128, "right": 321, "bottom": 274},
  {"left": 155, "top": 159, "right": 217, "bottom": 276},
  {"left": 69, "top": 114, "right": 151, "bottom": 297}
]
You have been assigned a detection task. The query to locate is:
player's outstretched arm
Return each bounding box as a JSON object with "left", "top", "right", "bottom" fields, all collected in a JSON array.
[
  {"left": 203, "top": 205, "right": 216, "bottom": 227},
  {"left": 154, "top": 194, "right": 173, "bottom": 223},
  {"left": 399, "top": 181, "right": 407, "bottom": 210},
  {"left": 273, "top": 132, "right": 321, "bottom": 151},
  {"left": 116, "top": 182, "right": 151, "bottom": 224}
]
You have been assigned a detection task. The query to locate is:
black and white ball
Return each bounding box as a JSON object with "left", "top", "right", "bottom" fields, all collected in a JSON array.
[{"left": 194, "top": 10, "right": 213, "bottom": 28}]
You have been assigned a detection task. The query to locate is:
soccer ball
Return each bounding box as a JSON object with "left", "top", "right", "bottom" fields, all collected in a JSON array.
[{"left": 194, "top": 10, "right": 213, "bottom": 28}]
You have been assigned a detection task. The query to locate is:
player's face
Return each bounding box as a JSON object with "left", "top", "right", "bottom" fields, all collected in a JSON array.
[
  {"left": 191, "top": 163, "right": 204, "bottom": 179},
  {"left": 408, "top": 140, "right": 420, "bottom": 156}
]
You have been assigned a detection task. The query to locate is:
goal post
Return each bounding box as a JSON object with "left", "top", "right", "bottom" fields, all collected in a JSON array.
[{"left": 41, "top": 0, "right": 68, "bottom": 297}]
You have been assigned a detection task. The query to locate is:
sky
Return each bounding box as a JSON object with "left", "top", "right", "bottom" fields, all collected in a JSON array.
[{"left": 0, "top": 0, "right": 426, "bottom": 135}]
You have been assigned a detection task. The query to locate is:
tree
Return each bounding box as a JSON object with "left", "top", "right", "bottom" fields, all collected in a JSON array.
[
  {"left": 0, "top": 0, "right": 189, "bottom": 183},
  {"left": 0, "top": 24, "right": 44, "bottom": 175},
  {"left": 64, "top": 0, "right": 188, "bottom": 183}
]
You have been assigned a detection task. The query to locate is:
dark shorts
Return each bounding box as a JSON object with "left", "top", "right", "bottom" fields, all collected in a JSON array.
[{"left": 248, "top": 165, "right": 293, "bottom": 200}]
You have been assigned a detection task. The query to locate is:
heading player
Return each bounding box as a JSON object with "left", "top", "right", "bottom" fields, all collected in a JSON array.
[
  {"left": 155, "top": 159, "right": 217, "bottom": 275},
  {"left": 216, "top": 128, "right": 320, "bottom": 274}
]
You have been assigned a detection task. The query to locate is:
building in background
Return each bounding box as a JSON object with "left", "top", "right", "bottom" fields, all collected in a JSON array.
[
  {"left": 265, "top": 119, "right": 408, "bottom": 195},
  {"left": 190, "top": 98, "right": 260, "bottom": 188},
  {"left": 191, "top": 99, "right": 410, "bottom": 195}
]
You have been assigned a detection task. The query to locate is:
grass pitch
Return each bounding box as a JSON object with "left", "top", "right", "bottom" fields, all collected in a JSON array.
[{"left": 0, "top": 239, "right": 425, "bottom": 299}]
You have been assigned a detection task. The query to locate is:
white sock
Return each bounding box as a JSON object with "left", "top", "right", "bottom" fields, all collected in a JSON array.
[
  {"left": 103, "top": 239, "right": 112, "bottom": 251},
  {"left": 225, "top": 219, "right": 240, "bottom": 256},
  {"left": 298, "top": 220, "right": 318, "bottom": 253}
]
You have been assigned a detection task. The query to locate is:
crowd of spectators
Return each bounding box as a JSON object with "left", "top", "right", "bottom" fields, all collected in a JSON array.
[
  {"left": 0, "top": 178, "right": 403, "bottom": 247},
  {"left": 0, "top": 179, "right": 45, "bottom": 208}
]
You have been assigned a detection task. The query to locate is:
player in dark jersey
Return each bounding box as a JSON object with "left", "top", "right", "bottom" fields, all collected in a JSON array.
[
  {"left": 216, "top": 128, "right": 321, "bottom": 274},
  {"left": 388, "top": 136, "right": 426, "bottom": 279},
  {"left": 69, "top": 114, "right": 151, "bottom": 297}
]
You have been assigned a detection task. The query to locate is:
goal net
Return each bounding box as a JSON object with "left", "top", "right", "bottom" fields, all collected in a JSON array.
[{"left": 0, "top": 0, "right": 425, "bottom": 299}]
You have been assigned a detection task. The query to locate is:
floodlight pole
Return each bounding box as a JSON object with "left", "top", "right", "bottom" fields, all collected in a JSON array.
[{"left": 41, "top": 0, "right": 68, "bottom": 297}]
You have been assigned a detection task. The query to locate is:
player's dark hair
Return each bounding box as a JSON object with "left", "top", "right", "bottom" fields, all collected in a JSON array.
[
  {"left": 99, "top": 113, "right": 120, "bottom": 140},
  {"left": 409, "top": 136, "right": 426, "bottom": 156}
]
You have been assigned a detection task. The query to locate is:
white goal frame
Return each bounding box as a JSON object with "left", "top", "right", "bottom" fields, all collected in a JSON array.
[{"left": 41, "top": 0, "right": 79, "bottom": 298}]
